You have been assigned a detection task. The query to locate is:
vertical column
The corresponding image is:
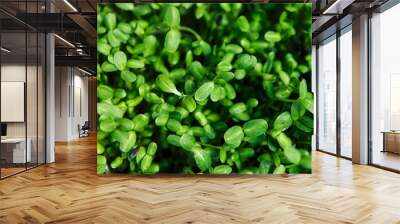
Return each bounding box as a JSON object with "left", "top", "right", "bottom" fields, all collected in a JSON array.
[
  {"left": 311, "top": 45, "right": 317, "bottom": 151},
  {"left": 46, "top": 1, "right": 55, "bottom": 163},
  {"left": 352, "top": 14, "right": 369, "bottom": 164},
  {"left": 336, "top": 30, "right": 341, "bottom": 157}
]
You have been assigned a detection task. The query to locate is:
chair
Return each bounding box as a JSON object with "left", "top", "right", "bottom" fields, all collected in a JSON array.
[{"left": 78, "top": 121, "right": 90, "bottom": 138}]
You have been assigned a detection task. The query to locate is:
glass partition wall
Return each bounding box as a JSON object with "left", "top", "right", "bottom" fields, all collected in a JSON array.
[
  {"left": 0, "top": 2, "right": 46, "bottom": 179},
  {"left": 316, "top": 26, "right": 353, "bottom": 159},
  {"left": 370, "top": 3, "right": 400, "bottom": 171},
  {"left": 339, "top": 26, "right": 352, "bottom": 159},
  {"left": 317, "top": 35, "right": 337, "bottom": 155}
]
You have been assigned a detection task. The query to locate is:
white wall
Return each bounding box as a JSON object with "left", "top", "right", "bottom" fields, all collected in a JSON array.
[{"left": 55, "top": 66, "right": 89, "bottom": 141}]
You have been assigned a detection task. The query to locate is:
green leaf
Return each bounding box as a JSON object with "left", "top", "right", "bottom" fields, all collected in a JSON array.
[
  {"left": 193, "top": 148, "right": 211, "bottom": 172},
  {"left": 189, "top": 61, "right": 206, "bottom": 79},
  {"left": 107, "top": 30, "right": 120, "bottom": 47},
  {"left": 97, "top": 143, "right": 105, "bottom": 154},
  {"left": 133, "top": 114, "right": 149, "bottom": 132},
  {"left": 246, "top": 98, "right": 258, "bottom": 108},
  {"left": 299, "top": 79, "right": 307, "bottom": 99},
  {"left": 97, "top": 84, "right": 113, "bottom": 101},
  {"left": 217, "top": 61, "right": 232, "bottom": 72},
  {"left": 180, "top": 134, "right": 196, "bottom": 151},
  {"left": 166, "top": 119, "right": 183, "bottom": 133},
  {"left": 127, "top": 59, "right": 145, "bottom": 69},
  {"left": 185, "top": 50, "right": 193, "bottom": 67},
  {"left": 164, "top": 6, "right": 180, "bottom": 27},
  {"left": 143, "top": 35, "right": 158, "bottom": 56},
  {"left": 113, "top": 51, "right": 127, "bottom": 70},
  {"left": 141, "top": 154, "right": 153, "bottom": 171},
  {"left": 219, "top": 146, "right": 227, "bottom": 163},
  {"left": 224, "top": 84, "right": 236, "bottom": 100},
  {"left": 98, "top": 102, "right": 124, "bottom": 119},
  {"left": 118, "top": 118, "right": 135, "bottom": 131},
  {"left": 111, "top": 157, "right": 123, "bottom": 169},
  {"left": 155, "top": 112, "right": 169, "bottom": 126},
  {"left": 283, "top": 147, "right": 301, "bottom": 164},
  {"left": 273, "top": 112, "right": 292, "bottom": 131},
  {"left": 116, "top": 3, "right": 134, "bottom": 11},
  {"left": 235, "top": 54, "right": 256, "bottom": 70},
  {"left": 194, "top": 111, "right": 208, "bottom": 126},
  {"left": 155, "top": 75, "right": 182, "bottom": 96},
  {"left": 105, "top": 13, "right": 116, "bottom": 30},
  {"left": 237, "top": 16, "right": 250, "bottom": 32},
  {"left": 199, "top": 40, "right": 211, "bottom": 56},
  {"left": 229, "top": 102, "right": 246, "bottom": 114},
  {"left": 243, "top": 119, "right": 268, "bottom": 137},
  {"left": 239, "top": 148, "right": 255, "bottom": 160},
  {"left": 224, "top": 126, "right": 244, "bottom": 148},
  {"left": 136, "top": 146, "right": 146, "bottom": 164},
  {"left": 210, "top": 85, "right": 226, "bottom": 102},
  {"left": 276, "top": 132, "right": 292, "bottom": 151},
  {"left": 133, "top": 5, "right": 152, "bottom": 16},
  {"left": 97, "top": 155, "right": 108, "bottom": 174},
  {"left": 291, "top": 101, "right": 306, "bottom": 121},
  {"left": 143, "top": 164, "right": 160, "bottom": 174},
  {"left": 120, "top": 131, "right": 136, "bottom": 152},
  {"left": 278, "top": 71, "right": 290, "bottom": 85},
  {"left": 299, "top": 150, "right": 312, "bottom": 170},
  {"left": 120, "top": 70, "right": 137, "bottom": 83},
  {"left": 273, "top": 165, "right": 286, "bottom": 174},
  {"left": 182, "top": 96, "right": 196, "bottom": 112},
  {"left": 113, "top": 28, "right": 129, "bottom": 42},
  {"left": 259, "top": 161, "right": 271, "bottom": 174},
  {"left": 167, "top": 134, "right": 181, "bottom": 147},
  {"left": 164, "top": 29, "right": 181, "bottom": 53},
  {"left": 234, "top": 69, "right": 246, "bottom": 80},
  {"left": 100, "top": 119, "right": 117, "bottom": 133},
  {"left": 147, "top": 142, "right": 158, "bottom": 156},
  {"left": 212, "top": 165, "right": 232, "bottom": 174},
  {"left": 264, "top": 31, "right": 281, "bottom": 43},
  {"left": 101, "top": 61, "right": 117, "bottom": 72},
  {"left": 114, "top": 88, "right": 126, "bottom": 100},
  {"left": 294, "top": 116, "right": 314, "bottom": 133},
  {"left": 300, "top": 92, "right": 314, "bottom": 113},
  {"left": 225, "top": 44, "right": 243, "bottom": 54},
  {"left": 194, "top": 81, "right": 214, "bottom": 102},
  {"left": 98, "top": 42, "right": 111, "bottom": 55}
]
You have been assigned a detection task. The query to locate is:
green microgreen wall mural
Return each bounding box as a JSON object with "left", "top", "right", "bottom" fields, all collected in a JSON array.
[{"left": 97, "top": 3, "right": 313, "bottom": 175}]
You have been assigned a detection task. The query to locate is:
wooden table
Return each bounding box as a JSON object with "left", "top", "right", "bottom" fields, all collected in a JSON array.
[
  {"left": 1, "top": 138, "right": 32, "bottom": 164},
  {"left": 382, "top": 131, "right": 400, "bottom": 154}
]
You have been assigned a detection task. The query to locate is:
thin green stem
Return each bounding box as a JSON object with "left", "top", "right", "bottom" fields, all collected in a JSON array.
[
  {"left": 200, "top": 143, "right": 221, "bottom": 150},
  {"left": 179, "top": 26, "right": 202, "bottom": 41},
  {"left": 279, "top": 98, "right": 296, "bottom": 103}
]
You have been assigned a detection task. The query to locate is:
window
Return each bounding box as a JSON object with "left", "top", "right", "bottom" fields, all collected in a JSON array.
[
  {"left": 339, "top": 27, "right": 352, "bottom": 158},
  {"left": 370, "top": 3, "right": 400, "bottom": 171},
  {"left": 317, "top": 35, "right": 337, "bottom": 154}
]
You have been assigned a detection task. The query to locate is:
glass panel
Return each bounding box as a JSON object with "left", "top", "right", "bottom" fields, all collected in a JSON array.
[
  {"left": 317, "top": 36, "right": 337, "bottom": 154},
  {"left": 371, "top": 5, "right": 400, "bottom": 171},
  {"left": 26, "top": 0, "right": 39, "bottom": 169},
  {"left": 38, "top": 32, "right": 45, "bottom": 165},
  {"left": 1, "top": 29, "right": 27, "bottom": 178},
  {"left": 339, "top": 28, "right": 352, "bottom": 158},
  {"left": 27, "top": 30, "right": 38, "bottom": 169}
]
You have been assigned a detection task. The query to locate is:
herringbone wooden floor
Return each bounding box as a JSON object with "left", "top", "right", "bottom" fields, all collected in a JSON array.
[{"left": 1, "top": 136, "right": 400, "bottom": 224}]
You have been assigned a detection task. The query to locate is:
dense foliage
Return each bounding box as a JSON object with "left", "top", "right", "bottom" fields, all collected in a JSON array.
[{"left": 97, "top": 3, "right": 313, "bottom": 174}]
